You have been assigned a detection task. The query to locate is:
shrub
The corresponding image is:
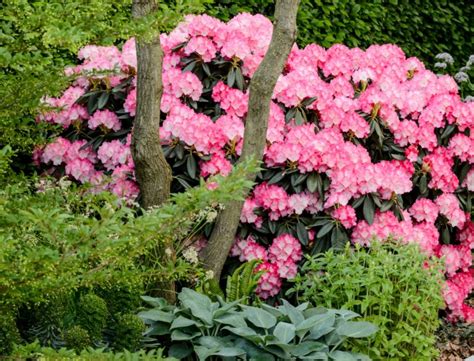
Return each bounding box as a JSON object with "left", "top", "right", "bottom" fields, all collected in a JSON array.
[
  {"left": 0, "top": 312, "right": 21, "bottom": 356},
  {"left": 140, "top": 288, "right": 377, "bottom": 360},
  {"left": 0, "top": 160, "right": 255, "bottom": 355},
  {"left": 63, "top": 325, "right": 93, "bottom": 352},
  {"left": 76, "top": 294, "right": 109, "bottom": 341},
  {"left": 35, "top": 13, "right": 473, "bottom": 320},
  {"left": 112, "top": 313, "right": 145, "bottom": 352},
  {"left": 206, "top": 0, "right": 473, "bottom": 66},
  {"left": 288, "top": 242, "right": 444, "bottom": 360}
]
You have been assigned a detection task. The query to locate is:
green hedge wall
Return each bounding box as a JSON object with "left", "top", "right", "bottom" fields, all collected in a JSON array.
[{"left": 208, "top": 0, "right": 473, "bottom": 65}]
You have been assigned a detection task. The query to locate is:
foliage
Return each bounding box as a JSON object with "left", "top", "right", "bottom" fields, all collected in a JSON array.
[
  {"left": 0, "top": 159, "right": 255, "bottom": 355},
  {"left": 206, "top": 0, "right": 473, "bottom": 66},
  {"left": 197, "top": 259, "right": 263, "bottom": 304},
  {"left": 0, "top": 158, "right": 254, "bottom": 308},
  {"left": 224, "top": 260, "right": 263, "bottom": 304},
  {"left": 0, "top": 312, "right": 21, "bottom": 356},
  {"left": 140, "top": 288, "right": 377, "bottom": 360},
  {"left": 76, "top": 294, "right": 109, "bottom": 341},
  {"left": 112, "top": 313, "right": 145, "bottom": 352},
  {"left": 63, "top": 325, "right": 93, "bottom": 352},
  {"left": 288, "top": 242, "right": 445, "bottom": 360},
  {"left": 11, "top": 341, "right": 174, "bottom": 360},
  {"left": 36, "top": 14, "right": 474, "bottom": 317}
]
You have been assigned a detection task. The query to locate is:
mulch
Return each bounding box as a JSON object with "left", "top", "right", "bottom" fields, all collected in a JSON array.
[{"left": 437, "top": 319, "right": 474, "bottom": 360}]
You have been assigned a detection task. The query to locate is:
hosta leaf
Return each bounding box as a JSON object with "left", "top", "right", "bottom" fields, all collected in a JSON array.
[
  {"left": 335, "top": 321, "right": 378, "bottom": 338},
  {"left": 138, "top": 309, "right": 173, "bottom": 323},
  {"left": 329, "top": 351, "right": 358, "bottom": 361},
  {"left": 244, "top": 306, "right": 277, "bottom": 329},
  {"left": 273, "top": 322, "right": 295, "bottom": 344}
]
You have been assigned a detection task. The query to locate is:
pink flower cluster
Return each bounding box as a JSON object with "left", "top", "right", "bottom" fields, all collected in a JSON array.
[
  {"left": 231, "top": 233, "right": 302, "bottom": 299},
  {"left": 36, "top": 13, "right": 473, "bottom": 320}
]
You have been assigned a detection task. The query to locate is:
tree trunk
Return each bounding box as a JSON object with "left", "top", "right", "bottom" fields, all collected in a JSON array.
[
  {"left": 131, "top": 0, "right": 172, "bottom": 209},
  {"left": 131, "top": 0, "right": 175, "bottom": 303},
  {"left": 202, "top": 0, "right": 300, "bottom": 280}
]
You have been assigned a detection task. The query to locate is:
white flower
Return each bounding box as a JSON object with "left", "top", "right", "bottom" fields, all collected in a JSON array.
[
  {"left": 434, "top": 62, "right": 447, "bottom": 69},
  {"left": 182, "top": 246, "right": 199, "bottom": 264},
  {"left": 454, "top": 71, "right": 469, "bottom": 83},
  {"left": 204, "top": 270, "right": 214, "bottom": 280},
  {"left": 435, "top": 52, "right": 454, "bottom": 65}
]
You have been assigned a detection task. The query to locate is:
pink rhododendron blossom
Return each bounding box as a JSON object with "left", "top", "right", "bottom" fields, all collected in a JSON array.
[
  {"left": 409, "top": 198, "right": 439, "bottom": 223},
  {"left": 41, "top": 138, "right": 71, "bottom": 165},
  {"left": 255, "top": 262, "right": 281, "bottom": 299},
  {"left": 436, "top": 193, "right": 466, "bottom": 228},
  {"left": 97, "top": 140, "right": 131, "bottom": 170},
  {"left": 332, "top": 205, "right": 357, "bottom": 228},
  {"left": 124, "top": 88, "right": 137, "bottom": 116},
  {"left": 88, "top": 109, "right": 121, "bottom": 131}
]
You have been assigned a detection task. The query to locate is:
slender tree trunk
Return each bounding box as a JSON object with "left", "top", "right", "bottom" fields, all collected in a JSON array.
[
  {"left": 131, "top": 0, "right": 172, "bottom": 209},
  {"left": 131, "top": 0, "right": 175, "bottom": 302},
  {"left": 202, "top": 0, "right": 300, "bottom": 280}
]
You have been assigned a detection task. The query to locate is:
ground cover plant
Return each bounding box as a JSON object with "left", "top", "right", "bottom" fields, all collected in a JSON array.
[{"left": 34, "top": 13, "right": 473, "bottom": 323}]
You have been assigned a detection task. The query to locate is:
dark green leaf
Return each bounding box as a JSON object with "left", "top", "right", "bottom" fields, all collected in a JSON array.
[
  {"left": 186, "top": 155, "right": 198, "bottom": 179},
  {"left": 363, "top": 195, "right": 375, "bottom": 224},
  {"left": 317, "top": 222, "right": 334, "bottom": 238}
]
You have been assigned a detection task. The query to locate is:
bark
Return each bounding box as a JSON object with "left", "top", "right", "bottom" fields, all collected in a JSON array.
[
  {"left": 131, "top": 0, "right": 175, "bottom": 303},
  {"left": 202, "top": 0, "right": 300, "bottom": 280},
  {"left": 131, "top": 0, "right": 172, "bottom": 209}
]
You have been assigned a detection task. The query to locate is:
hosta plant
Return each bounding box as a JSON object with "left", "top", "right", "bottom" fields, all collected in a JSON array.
[
  {"left": 35, "top": 13, "right": 473, "bottom": 319},
  {"left": 139, "top": 288, "right": 377, "bottom": 360}
]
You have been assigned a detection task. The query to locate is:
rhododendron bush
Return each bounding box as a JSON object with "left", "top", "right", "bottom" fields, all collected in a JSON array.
[{"left": 35, "top": 14, "right": 473, "bottom": 321}]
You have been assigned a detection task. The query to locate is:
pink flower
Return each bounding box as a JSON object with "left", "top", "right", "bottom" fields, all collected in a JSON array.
[
  {"left": 97, "top": 140, "right": 131, "bottom": 170},
  {"left": 41, "top": 138, "right": 71, "bottom": 165},
  {"left": 255, "top": 262, "right": 281, "bottom": 299},
  {"left": 436, "top": 193, "right": 466, "bottom": 229},
  {"left": 88, "top": 109, "right": 121, "bottom": 131},
  {"left": 409, "top": 198, "right": 439, "bottom": 223},
  {"left": 332, "top": 205, "right": 357, "bottom": 228},
  {"left": 124, "top": 88, "right": 136, "bottom": 116},
  {"left": 65, "top": 158, "right": 95, "bottom": 183},
  {"left": 268, "top": 234, "right": 302, "bottom": 267}
]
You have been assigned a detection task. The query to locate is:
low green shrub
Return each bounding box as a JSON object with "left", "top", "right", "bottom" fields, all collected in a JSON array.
[
  {"left": 288, "top": 242, "right": 444, "bottom": 360},
  {"left": 0, "top": 159, "right": 256, "bottom": 355},
  {"left": 112, "top": 313, "right": 145, "bottom": 352},
  {"left": 63, "top": 325, "right": 93, "bottom": 352},
  {"left": 76, "top": 294, "right": 109, "bottom": 341},
  {"left": 140, "top": 288, "right": 377, "bottom": 360}
]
